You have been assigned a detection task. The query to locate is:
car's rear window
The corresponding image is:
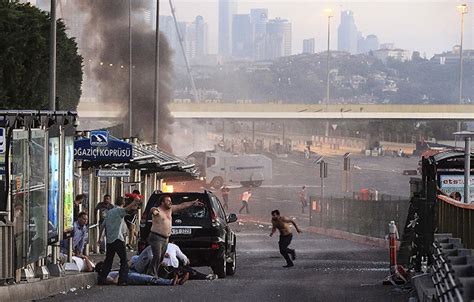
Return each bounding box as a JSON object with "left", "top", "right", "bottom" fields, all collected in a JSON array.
[{"left": 150, "top": 193, "right": 209, "bottom": 219}]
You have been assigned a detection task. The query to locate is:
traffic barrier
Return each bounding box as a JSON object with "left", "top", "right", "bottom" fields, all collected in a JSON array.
[{"left": 383, "top": 221, "right": 407, "bottom": 285}]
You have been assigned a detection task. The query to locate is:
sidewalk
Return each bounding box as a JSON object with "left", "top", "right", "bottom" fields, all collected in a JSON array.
[
  {"left": 0, "top": 272, "right": 96, "bottom": 302},
  {"left": 0, "top": 251, "right": 136, "bottom": 302}
]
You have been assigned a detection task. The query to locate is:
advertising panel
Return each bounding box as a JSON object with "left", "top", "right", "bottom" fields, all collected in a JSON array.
[
  {"left": 63, "top": 136, "right": 74, "bottom": 234},
  {"left": 48, "top": 137, "right": 60, "bottom": 242},
  {"left": 439, "top": 174, "right": 474, "bottom": 203},
  {"left": 28, "top": 129, "right": 47, "bottom": 263}
]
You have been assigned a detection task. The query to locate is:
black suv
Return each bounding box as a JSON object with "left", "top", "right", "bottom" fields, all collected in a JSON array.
[{"left": 138, "top": 190, "right": 237, "bottom": 278}]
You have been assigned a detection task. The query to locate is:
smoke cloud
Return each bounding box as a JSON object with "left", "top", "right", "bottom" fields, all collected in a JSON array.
[{"left": 77, "top": 0, "right": 174, "bottom": 151}]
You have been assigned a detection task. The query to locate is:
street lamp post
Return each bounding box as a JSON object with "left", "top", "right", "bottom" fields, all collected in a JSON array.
[
  {"left": 324, "top": 8, "right": 333, "bottom": 137},
  {"left": 129, "top": 0, "right": 133, "bottom": 137},
  {"left": 457, "top": 4, "right": 469, "bottom": 135},
  {"left": 49, "top": 0, "right": 56, "bottom": 111},
  {"left": 154, "top": 0, "right": 160, "bottom": 143}
]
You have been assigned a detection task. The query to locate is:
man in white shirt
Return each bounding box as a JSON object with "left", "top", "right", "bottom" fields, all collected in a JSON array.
[{"left": 161, "top": 242, "right": 218, "bottom": 280}]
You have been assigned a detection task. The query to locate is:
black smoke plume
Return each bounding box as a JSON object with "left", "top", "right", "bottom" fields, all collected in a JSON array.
[{"left": 77, "top": 0, "right": 174, "bottom": 151}]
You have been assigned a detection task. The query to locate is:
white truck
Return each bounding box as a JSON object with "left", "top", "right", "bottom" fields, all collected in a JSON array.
[{"left": 186, "top": 150, "right": 272, "bottom": 188}]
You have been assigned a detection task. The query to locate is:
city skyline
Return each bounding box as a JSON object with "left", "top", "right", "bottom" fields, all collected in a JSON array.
[{"left": 160, "top": 0, "right": 473, "bottom": 57}]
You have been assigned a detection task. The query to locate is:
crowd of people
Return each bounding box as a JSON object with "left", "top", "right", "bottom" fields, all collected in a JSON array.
[
  {"left": 60, "top": 182, "right": 305, "bottom": 286},
  {"left": 60, "top": 191, "right": 218, "bottom": 287}
]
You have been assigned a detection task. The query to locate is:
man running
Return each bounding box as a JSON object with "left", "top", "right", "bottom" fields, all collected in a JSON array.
[
  {"left": 239, "top": 188, "right": 252, "bottom": 214},
  {"left": 269, "top": 210, "right": 302, "bottom": 268},
  {"left": 299, "top": 186, "right": 308, "bottom": 213}
]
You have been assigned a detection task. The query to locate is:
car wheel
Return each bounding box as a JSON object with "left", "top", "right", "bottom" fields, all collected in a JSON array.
[
  {"left": 240, "top": 181, "right": 251, "bottom": 187},
  {"left": 226, "top": 251, "right": 236, "bottom": 276},
  {"left": 212, "top": 255, "right": 227, "bottom": 279},
  {"left": 252, "top": 180, "right": 262, "bottom": 187}
]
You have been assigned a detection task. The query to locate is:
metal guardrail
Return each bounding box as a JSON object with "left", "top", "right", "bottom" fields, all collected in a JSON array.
[
  {"left": 432, "top": 241, "right": 464, "bottom": 301},
  {"left": 437, "top": 195, "right": 474, "bottom": 249},
  {"left": 310, "top": 196, "right": 410, "bottom": 239}
]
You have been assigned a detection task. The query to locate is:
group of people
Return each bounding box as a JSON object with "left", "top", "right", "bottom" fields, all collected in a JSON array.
[
  {"left": 65, "top": 184, "right": 304, "bottom": 283},
  {"left": 97, "top": 193, "right": 215, "bottom": 286},
  {"left": 219, "top": 185, "right": 253, "bottom": 215}
]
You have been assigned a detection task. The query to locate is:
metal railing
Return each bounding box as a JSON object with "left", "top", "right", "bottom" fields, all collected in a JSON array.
[
  {"left": 437, "top": 195, "right": 474, "bottom": 249},
  {"left": 310, "top": 196, "right": 410, "bottom": 239},
  {"left": 432, "top": 241, "right": 464, "bottom": 301}
]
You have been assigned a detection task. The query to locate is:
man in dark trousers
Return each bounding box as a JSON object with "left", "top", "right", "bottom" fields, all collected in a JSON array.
[
  {"left": 269, "top": 210, "right": 302, "bottom": 268},
  {"left": 97, "top": 194, "right": 142, "bottom": 285},
  {"left": 220, "top": 185, "right": 230, "bottom": 211}
]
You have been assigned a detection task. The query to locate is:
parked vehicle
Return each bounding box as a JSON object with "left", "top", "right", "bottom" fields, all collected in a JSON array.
[
  {"left": 138, "top": 190, "right": 238, "bottom": 278},
  {"left": 187, "top": 150, "right": 272, "bottom": 188}
]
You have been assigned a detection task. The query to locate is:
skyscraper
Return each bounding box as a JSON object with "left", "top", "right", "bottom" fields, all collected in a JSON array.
[
  {"left": 218, "top": 0, "right": 237, "bottom": 56},
  {"left": 365, "top": 34, "right": 380, "bottom": 52},
  {"left": 337, "top": 10, "right": 358, "bottom": 54},
  {"left": 265, "top": 18, "right": 292, "bottom": 60},
  {"left": 232, "top": 14, "right": 252, "bottom": 58},
  {"left": 159, "top": 15, "right": 208, "bottom": 64},
  {"left": 250, "top": 8, "right": 268, "bottom": 60},
  {"left": 303, "top": 38, "right": 315, "bottom": 54},
  {"left": 194, "top": 16, "right": 208, "bottom": 57}
]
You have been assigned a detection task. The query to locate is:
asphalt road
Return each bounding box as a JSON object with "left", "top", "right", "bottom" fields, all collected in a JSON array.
[
  {"left": 222, "top": 152, "right": 417, "bottom": 222},
  {"left": 41, "top": 148, "right": 417, "bottom": 301},
  {"left": 41, "top": 222, "right": 411, "bottom": 302}
]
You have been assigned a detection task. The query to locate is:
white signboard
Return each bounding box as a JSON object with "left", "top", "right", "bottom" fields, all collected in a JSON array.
[
  {"left": 439, "top": 174, "right": 474, "bottom": 203},
  {"left": 96, "top": 169, "right": 130, "bottom": 178}
]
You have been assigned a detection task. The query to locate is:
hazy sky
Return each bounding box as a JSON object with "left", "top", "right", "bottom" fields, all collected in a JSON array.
[{"left": 160, "top": 0, "right": 473, "bottom": 57}]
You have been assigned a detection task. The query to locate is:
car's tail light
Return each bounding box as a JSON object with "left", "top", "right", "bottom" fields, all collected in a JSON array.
[
  {"left": 211, "top": 243, "right": 220, "bottom": 250},
  {"left": 210, "top": 209, "right": 217, "bottom": 223}
]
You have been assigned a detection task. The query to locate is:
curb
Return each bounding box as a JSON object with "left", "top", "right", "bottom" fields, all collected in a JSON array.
[
  {"left": 306, "top": 226, "right": 390, "bottom": 249},
  {"left": 0, "top": 272, "right": 97, "bottom": 302}
]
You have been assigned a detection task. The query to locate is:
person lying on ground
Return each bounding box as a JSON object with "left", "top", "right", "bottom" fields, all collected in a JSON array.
[
  {"left": 160, "top": 242, "right": 218, "bottom": 280},
  {"left": 95, "top": 261, "right": 186, "bottom": 286},
  {"left": 132, "top": 244, "right": 216, "bottom": 280}
]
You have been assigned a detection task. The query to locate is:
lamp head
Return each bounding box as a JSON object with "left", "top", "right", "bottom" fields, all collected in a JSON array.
[
  {"left": 323, "top": 8, "right": 334, "bottom": 17},
  {"left": 457, "top": 3, "right": 468, "bottom": 14}
]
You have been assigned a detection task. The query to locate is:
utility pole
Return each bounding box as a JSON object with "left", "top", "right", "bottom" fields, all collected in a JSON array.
[
  {"left": 128, "top": 0, "right": 133, "bottom": 137},
  {"left": 324, "top": 8, "right": 333, "bottom": 137},
  {"left": 153, "top": 0, "right": 160, "bottom": 143},
  {"left": 49, "top": 0, "right": 57, "bottom": 111}
]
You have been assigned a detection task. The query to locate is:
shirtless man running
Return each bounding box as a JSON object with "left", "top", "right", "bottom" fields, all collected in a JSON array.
[
  {"left": 269, "top": 209, "right": 302, "bottom": 268},
  {"left": 147, "top": 195, "right": 204, "bottom": 276}
]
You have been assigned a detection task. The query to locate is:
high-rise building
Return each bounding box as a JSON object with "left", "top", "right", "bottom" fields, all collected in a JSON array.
[
  {"left": 160, "top": 15, "right": 208, "bottom": 64},
  {"left": 232, "top": 14, "right": 252, "bottom": 58},
  {"left": 250, "top": 9, "right": 268, "bottom": 60},
  {"left": 303, "top": 38, "right": 315, "bottom": 54},
  {"left": 357, "top": 33, "right": 380, "bottom": 54},
  {"left": 265, "top": 18, "right": 292, "bottom": 60},
  {"left": 160, "top": 15, "right": 178, "bottom": 50},
  {"left": 337, "top": 10, "right": 358, "bottom": 54},
  {"left": 194, "top": 15, "right": 208, "bottom": 57},
  {"left": 218, "top": 0, "right": 237, "bottom": 56},
  {"left": 365, "top": 34, "right": 379, "bottom": 52}
]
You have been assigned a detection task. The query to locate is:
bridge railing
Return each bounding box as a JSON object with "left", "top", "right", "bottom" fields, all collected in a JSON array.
[
  {"left": 309, "top": 196, "right": 410, "bottom": 239},
  {"left": 437, "top": 195, "right": 474, "bottom": 249}
]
